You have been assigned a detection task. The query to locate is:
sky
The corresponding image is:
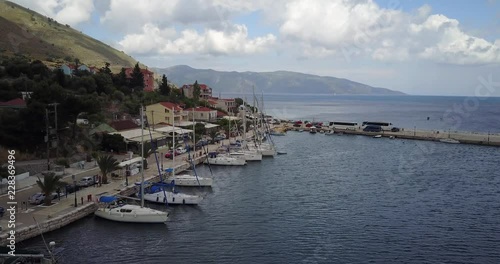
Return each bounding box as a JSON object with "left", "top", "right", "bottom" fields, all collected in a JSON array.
[{"left": 10, "top": 0, "right": 500, "bottom": 96}]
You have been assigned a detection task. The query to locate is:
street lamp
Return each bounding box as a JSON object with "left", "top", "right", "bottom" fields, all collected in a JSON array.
[{"left": 72, "top": 174, "right": 77, "bottom": 207}]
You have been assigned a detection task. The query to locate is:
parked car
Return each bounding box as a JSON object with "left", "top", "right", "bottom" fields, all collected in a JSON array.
[
  {"left": 78, "top": 176, "right": 95, "bottom": 187},
  {"left": 165, "top": 150, "right": 181, "bottom": 159},
  {"left": 62, "top": 182, "right": 81, "bottom": 194},
  {"left": 29, "top": 192, "right": 59, "bottom": 205},
  {"left": 391, "top": 127, "right": 401, "bottom": 132},
  {"left": 176, "top": 147, "right": 187, "bottom": 154}
]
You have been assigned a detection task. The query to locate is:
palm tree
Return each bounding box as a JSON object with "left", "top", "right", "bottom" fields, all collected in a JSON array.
[
  {"left": 36, "top": 173, "right": 65, "bottom": 206},
  {"left": 96, "top": 154, "right": 120, "bottom": 184}
]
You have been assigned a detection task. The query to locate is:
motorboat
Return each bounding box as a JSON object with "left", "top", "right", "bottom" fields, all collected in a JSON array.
[
  {"left": 140, "top": 184, "right": 204, "bottom": 205},
  {"left": 94, "top": 196, "right": 169, "bottom": 223},
  {"left": 325, "top": 130, "right": 335, "bottom": 135},
  {"left": 439, "top": 138, "right": 460, "bottom": 144},
  {"left": 204, "top": 152, "right": 247, "bottom": 166},
  {"left": 373, "top": 135, "right": 382, "bottom": 138}
]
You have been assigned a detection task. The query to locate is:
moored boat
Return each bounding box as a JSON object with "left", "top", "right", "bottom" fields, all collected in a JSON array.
[
  {"left": 439, "top": 138, "right": 460, "bottom": 144},
  {"left": 94, "top": 196, "right": 169, "bottom": 223}
]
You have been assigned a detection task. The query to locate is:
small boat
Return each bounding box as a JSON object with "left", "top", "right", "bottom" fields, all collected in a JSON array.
[
  {"left": 277, "top": 151, "right": 287, "bottom": 155},
  {"left": 373, "top": 135, "right": 382, "bottom": 138},
  {"left": 439, "top": 138, "right": 460, "bottom": 144},
  {"left": 310, "top": 128, "right": 317, "bottom": 134},
  {"left": 389, "top": 136, "right": 395, "bottom": 139},
  {"left": 325, "top": 131, "right": 335, "bottom": 135},
  {"left": 166, "top": 174, "right": 213, "bottom": 187},
  {"left": 298, "top": 129, "right": 304, "bottom": 132}
]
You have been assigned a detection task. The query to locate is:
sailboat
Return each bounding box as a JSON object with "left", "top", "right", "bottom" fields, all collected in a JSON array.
[
  {"left": 166, "top": 108, "right": 213, "bottom": 187},
  {"left": 228, "top": 105, "right": 262, "bottom": 161},
  {"left": 140, "top": 106, "right": 204, "bottom": 204},
  {"left": 94, "top": 106, "right": 169, "bottom": 223}
]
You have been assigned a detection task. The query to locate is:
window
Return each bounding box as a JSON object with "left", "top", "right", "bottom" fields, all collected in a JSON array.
[{"left": 165, "top": 109, "right": 167, "bottom": 113}]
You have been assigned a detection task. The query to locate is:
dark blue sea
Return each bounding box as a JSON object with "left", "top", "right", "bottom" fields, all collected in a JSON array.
[{"left": 21, "top": 95, "right": 500, "bottom": 263}]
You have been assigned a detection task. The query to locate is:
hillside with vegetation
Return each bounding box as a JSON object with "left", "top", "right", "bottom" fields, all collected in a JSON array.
[
  {"left": 0, "top": 0, "right": 137, "bottom": 71},
  {"left": 0, "top": 57, "right": 190, "bottom": 162}
]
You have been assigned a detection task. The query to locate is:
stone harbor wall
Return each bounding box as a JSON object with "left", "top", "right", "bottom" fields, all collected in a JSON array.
[{"left": 0, "top": 203, "right": 97, "bottom": 246}]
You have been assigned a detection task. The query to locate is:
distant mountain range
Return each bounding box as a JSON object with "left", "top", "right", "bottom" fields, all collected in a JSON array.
[{"left": 154, "top": 65, "right": 404, "bottom": 95}]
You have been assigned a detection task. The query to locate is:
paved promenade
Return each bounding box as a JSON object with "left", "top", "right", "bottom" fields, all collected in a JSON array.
[{"left": 0, "top": 140, "right": 227, "bottom": 237}]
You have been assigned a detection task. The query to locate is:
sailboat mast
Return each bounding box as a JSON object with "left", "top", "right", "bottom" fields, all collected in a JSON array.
[
  {"left": 140, "top": 105, "right": 144, "bottom": 208},
  {"left": 172, "top": 107, "right": 175, "bottom": 176},
  {"left": 192, "top": 109, "right": 195, "bottom": 170}
]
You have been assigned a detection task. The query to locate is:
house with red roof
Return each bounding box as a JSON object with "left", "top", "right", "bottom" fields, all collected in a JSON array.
[
  {"left": 0, "top": 98, "right": 27, "bottom": 109},
  {"left": 145, "top": 102, "right": 187, "bottom": 125},
  {"left": 181, "top": 83, "right": 213, "bottom": 100},
  {"left": 184, "top": 106, "right": 217, "bottom": 122},
  {"left": 124, "top": 67, "right": 155, "bottom": 92},
  {"left": 109, "top": 120, "right": 140, "bottom": 131},
  {"left": 208, "top": 97, "right": 237, "bottom": 114}
]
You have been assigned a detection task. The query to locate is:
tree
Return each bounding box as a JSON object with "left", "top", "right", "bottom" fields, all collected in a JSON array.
[
  {"left": 36, "top": 173, "right": 65, "bottom": 206},
  {"left": 192, "top": 80, "right": 201, "bottom": 102},
  {"left": 96, "top": 154, "right": 120, "bottom": 184},
  {"left": 159, "top": 74, "right": 171, "bottom": 96},
  {"left": 100, "top": 62, "right": 112, "bottom": 75},
  {"left": 129, "top": 63, "right": 144, "bottom": 90},
  {"left": 100, "top": 134, "right": 126, "bottom": 153}
]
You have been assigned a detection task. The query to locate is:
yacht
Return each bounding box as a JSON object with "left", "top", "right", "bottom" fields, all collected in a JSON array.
[
  {"left": 94, "top": 105, "right": 168, "bottom": 223},
  {"left": 140, "top": 184, "right": 204, "bottom": 205},
  {"left": 94, "top": 196, "right": 169, "bottom": 223},
  {"left": 204, "top": 152, "right": 247, "bottom": 166}
]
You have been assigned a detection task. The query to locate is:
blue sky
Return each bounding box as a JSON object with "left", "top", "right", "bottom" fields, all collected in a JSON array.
[{"left": 11, "top": 0, "right": 500, "bottom": 96}]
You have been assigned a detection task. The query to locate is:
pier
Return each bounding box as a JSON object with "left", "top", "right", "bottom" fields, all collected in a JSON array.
[
  {"left": 0, "top": 143, "right": 220, "bottom": 246},
  {"left": 282, "top": 123, "right": 500, "bottom": 146}
]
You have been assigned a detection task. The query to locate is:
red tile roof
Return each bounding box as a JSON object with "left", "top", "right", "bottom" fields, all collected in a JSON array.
[
  {"left": 0, "top": 98, "right": 26, "bottom": 108},
  {"left": 159, "top": 102, "right": 182, "bottom": 110},
  {"left": 207, "top": 100, "right": 218, "bottom": 105},
  {"left": 217, "top": 111, "right": 226, "bottom": 117},
  {"left": 185, "top": 107, "right": 215, "bottom": 112},
  {"left": 109, "top": 120, "right": 139, "bottom": 131}
]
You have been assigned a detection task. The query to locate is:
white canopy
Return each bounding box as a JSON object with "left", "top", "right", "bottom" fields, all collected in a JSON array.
[{"left": 109, "top": 128, "right": 166, "bottom": 143}]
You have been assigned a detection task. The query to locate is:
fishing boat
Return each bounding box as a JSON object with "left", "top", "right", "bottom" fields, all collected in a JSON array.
[
  {"left": 94, "top": 105, "right": 169, "bottom": 223},
  {"left": 439, "top": 138, "right": 460, "bottom": 144}
]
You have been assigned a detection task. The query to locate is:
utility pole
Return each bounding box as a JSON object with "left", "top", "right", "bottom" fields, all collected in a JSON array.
[
  {"left": 45, "top": 109, "right": 50, "bottom": 171},
  {"left": 48, "top": 103, "right": 59, "bottom": 157},
  {"left": 151, "top": 110, "right": 155, "bottom": 130}
]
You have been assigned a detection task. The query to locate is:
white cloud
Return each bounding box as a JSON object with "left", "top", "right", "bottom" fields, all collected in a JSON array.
[
  {"left": 277, "top": 0, "right": 500, "bottom": 65},
  {"left": 118, "top": 23, "right": 276, "bottom": 56},
  {"left": 11, "top": 0, "right": 94, "bottom": 25}
]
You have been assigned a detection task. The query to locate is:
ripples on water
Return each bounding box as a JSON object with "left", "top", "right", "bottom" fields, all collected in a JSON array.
[{"left": 22, "top": 132, "right": 500, "bottom": 263}]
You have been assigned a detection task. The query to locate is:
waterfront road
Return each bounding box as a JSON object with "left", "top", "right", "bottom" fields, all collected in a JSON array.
[{"left": 0, "top": 140, "right": 228, "bottom": 234}]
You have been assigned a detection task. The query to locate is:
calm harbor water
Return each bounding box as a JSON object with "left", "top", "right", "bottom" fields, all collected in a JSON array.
[{"left": 21, "top": 131, "right": 500, "bottom": 263}]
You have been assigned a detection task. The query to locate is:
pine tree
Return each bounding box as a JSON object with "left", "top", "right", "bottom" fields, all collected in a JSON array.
[
  {"left": 130, "top": 63, "right": 144, "bottom": 90},
  {"left": 159, "top": 74, "right": 171, "bottom": 96},
  {"left": 193, "top": 80, "right": 201, "bottom": 102}
]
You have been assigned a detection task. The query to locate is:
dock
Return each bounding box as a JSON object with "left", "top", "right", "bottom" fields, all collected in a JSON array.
[
  {"left": 281, "top": 123, "right": 500, "bottom": 146},
  {"left": 0, "top": 142, "right": 222, "bottom": 246}
]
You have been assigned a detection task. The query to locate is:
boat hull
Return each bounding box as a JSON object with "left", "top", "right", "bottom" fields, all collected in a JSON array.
[
  {"left": 94, "top": 205, "right": 168, "bottom": 223},
  {"left": 229, "top": 152, "right": 263, "bottom": 161},
  {"left": 142, "top": 191, "right": 204, "bottom": 205},
  {"left": 204, "top": 157, "right": 247, "bottom": 166},
  {"left": 167, "top": 174, "right": 213, "bottom": 187}
]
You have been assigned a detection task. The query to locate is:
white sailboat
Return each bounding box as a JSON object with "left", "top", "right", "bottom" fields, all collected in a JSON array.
[
  {"left": 204, "top": 152, "right": 247, "bottom": 166},
  {"left": 94, "top": 106, "right": 169, "bottom": 223},
  {"left": 166, "top": 107, "right": 213, "bottom": 187},
  {"left": 229, "top": 105, "right": 262, "bottom": 161},
  {"left": 141, "top": 107, "right": 204, "bottom": 204}
]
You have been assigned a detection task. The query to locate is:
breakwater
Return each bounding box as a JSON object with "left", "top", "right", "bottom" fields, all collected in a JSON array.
[{"left": 283, "top": 124, "right": 500, "bottom": 146}]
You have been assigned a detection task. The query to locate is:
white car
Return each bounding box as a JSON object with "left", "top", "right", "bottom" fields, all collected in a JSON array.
[{"left": 176, "top": 147, "right": 187, "bottom": 154}]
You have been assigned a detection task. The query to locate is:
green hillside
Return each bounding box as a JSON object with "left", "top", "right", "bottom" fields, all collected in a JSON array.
[{"left": 0, "top": 0, "right": 137, "bottom": 70}]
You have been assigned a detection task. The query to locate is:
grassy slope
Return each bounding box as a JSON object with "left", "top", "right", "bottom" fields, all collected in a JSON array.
[{"left": 0, "top": 0, "right": 137, "bottom": 70}]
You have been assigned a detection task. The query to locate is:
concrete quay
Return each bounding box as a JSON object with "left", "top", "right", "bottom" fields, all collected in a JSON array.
[
  {"left": 0, "top": 142, "right": 223, "bottom": 246},
  {"left": 283, "top": 124, "right": 500, "bottom": 146}
]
